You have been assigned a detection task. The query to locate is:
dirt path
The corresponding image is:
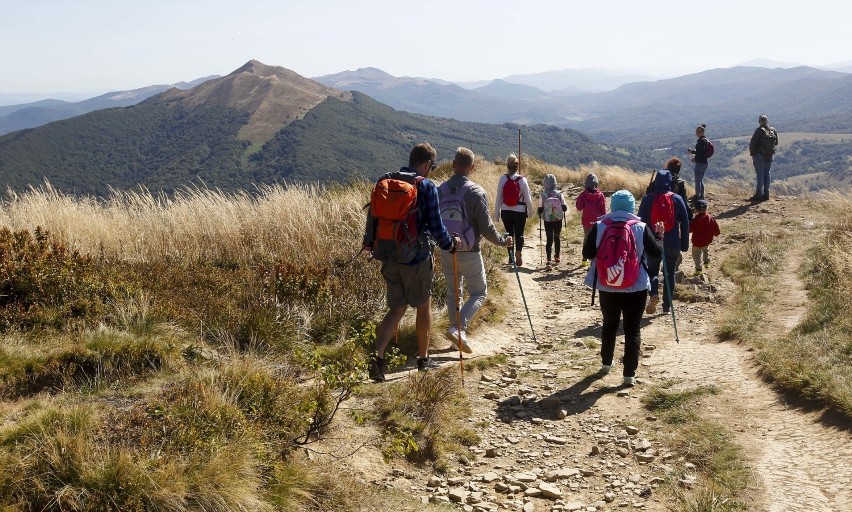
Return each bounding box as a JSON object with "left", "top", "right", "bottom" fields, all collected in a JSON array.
[{"left": 335, "top": 196, "right": 851, "bottom": 511}]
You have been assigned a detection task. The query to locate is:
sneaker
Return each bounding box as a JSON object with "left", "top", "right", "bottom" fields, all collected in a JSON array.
[
  {"left": 705, "top": 262, "right": 711, "bottom": 269},
  {"left": 645, "top": 295, "right": 659, "bottom": 315},
  {"left": 748, "top": 194, "right": 761, "bottom": 202},
  {"left": 623, "top": 376, "right": 636, "bottom": 387},
  {"left": 554, "top": 256, "right": 560, "bottom": 264},
  {"left": 662, "top": 304, "right": 671, "bottom": 314},
  {"left": 761, "top": 193, "right": 769, "bottom": 201},
  {"left": 582, "top": 260, "right": 590, "bottom": 268},
  {"left": 368, "top": 355, "right": 386, "bottom": 382},
  {"left": 445, "top": 327, "right": 472, "bottom": 354},
  {"left": 692, "top": 269, "right": 703, "bottom": 277},
  {"left": 545, "top": 261, "right": 553, "bottom": 271},
  {"left": 599, "top": 364, "right": 612, "bottom": 375},
  {"left": 515, "top": 251, "right": 523, "bottom": 267},
  {"left": 417, "top": 357, "right": 440, "bottom": 372}
]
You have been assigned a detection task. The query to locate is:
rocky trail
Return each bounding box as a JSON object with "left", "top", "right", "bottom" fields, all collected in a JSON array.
[{"left": 332, "top": 195, "right": 851, "bottom": 512}]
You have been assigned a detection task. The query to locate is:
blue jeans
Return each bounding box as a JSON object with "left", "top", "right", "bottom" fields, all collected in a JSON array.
[
  {"left": 752, "top": 155, "right": 772, "bottom": 197},
  {"left": 647, "top": 246, "right": 681, "bottom": 309},
  {"left": 693, "top": 162, "right": 708, "bottom": 198}
]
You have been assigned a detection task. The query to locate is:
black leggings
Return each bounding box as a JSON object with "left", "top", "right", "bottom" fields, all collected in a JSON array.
[
  {"left": 598, "top": 289, "right": 647, "bottom": 378},
  {"left": 544, "top": 220, "right": 562, "bottom": 260},
  {"left": 500, "top": 210, "right": 527, "bottom": 253}
]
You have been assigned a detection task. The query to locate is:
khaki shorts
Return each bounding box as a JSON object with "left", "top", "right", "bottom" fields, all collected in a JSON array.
[{"left": 381, "top": 257, "right": 433, "bottom": 308}]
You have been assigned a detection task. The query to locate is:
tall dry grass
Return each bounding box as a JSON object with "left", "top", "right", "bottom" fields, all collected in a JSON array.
[
  {"left": 0, "top": 182, "right": 370, "bottom": 265},
  {"left": 0, "top": 159, "right": 652, "bottom": 266}
]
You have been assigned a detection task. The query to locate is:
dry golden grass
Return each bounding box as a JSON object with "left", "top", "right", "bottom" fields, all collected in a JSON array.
[
  {"left": 0, "top": 157, "right": 653, "bottom": 267},
  {"left": 0, "top": 182, "right": 369, "bottom": 265}
]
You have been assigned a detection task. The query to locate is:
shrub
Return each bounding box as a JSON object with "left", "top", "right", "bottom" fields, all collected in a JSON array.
[{"left": 0, "top": 227, "right": 125, "bottom": 331}]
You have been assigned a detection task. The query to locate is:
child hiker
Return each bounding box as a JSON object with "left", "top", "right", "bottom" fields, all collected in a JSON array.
[
  {"left": 575, "top": 173, "right": 606, "bottom": 267},
  {"left": 689, "top": 199, "right": 720, "bottom": 276},
  {"left": 537, "top": 173, "right": 568, "bottom": 270}
]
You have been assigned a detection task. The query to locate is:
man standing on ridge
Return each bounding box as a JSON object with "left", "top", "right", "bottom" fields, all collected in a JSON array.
[
  {"left": 438, "top": 147, "right": 513, "bottom": 354},
  {"left": 748, "top": 114, "right": 779, "bottom": 202},
  {"left": 363, "top": 142, "right": 460, "bottom": 382}
]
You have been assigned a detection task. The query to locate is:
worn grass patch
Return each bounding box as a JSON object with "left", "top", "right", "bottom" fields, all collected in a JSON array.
[
  {"left": 718, "top": 231, "right": 786, "bottom": 345},
  {"left": 643, "top": 381, "right": 750, "bottom": 511},
  {"left": 371, "top": 367, "right": 479, "bottom": 472},
  {"left": 465, "top": 353, "right": 508, "bottom": 372}
]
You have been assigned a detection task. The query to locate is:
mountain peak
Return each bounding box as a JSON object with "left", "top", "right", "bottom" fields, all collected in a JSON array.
[
  {"left": 155, "top": 60, "right": 349, "bottom": 145},
  {"left": 232, "top": 59, "right": 281, "bottom": 77}
]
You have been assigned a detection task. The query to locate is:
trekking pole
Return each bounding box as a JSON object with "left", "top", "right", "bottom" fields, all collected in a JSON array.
[
  {"left": 660, "top": 254, "right": 681, "bottom": 343},
  {"left": 506, "top": 233, "right": 537, "bottom": 343},
  {"left": 451, "top": 251, "right": 464, "bottom": 383}
]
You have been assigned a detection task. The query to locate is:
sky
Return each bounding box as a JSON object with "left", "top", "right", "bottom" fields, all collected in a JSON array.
[{"left": 1, "top": 0, "right": 850, "bottom": 99}]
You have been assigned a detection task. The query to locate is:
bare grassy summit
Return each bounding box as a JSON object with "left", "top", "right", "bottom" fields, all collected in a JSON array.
[{"left": 156, "top": 59, "right": 352, "bottom": 145}]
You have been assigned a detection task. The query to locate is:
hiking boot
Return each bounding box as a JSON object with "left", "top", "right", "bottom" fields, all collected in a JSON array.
[
  {"left": 761, "top": 193, "right": 770, "bottom": 201},
  {"left": 599, "top": 364, "right": 612, "bottom": 375},
  {"left": 515, "top": 250, "right": 523, "bottom": 267},
  {"left": 368, "top": 355, "right": 386, "bottom": 382},
  {"left": 417, "top": 357, "right": 440, "bottom": 372},
  {"left": 554, "top": 256, "right": 560, "bottom": 264},
  {"left": 692, "top": 269, "right": 703, "bottom": 277},
  {"left": 623, "top": 376, "right": 636, "bottom": 387},
  {"left": 582, "top": 259, "right": 590, "bottom": 268},
  {"left": 749, "top": 194, "right": 762, "bottom": 202},
  {"left": 445, "top": 326, "right": 472, "bottom": 354},
  {"left": 645, "top": 295, "right": 659, "bottom": 315},
  {"left": 545, "top": 260, "right": 553, "bottom": 271}
]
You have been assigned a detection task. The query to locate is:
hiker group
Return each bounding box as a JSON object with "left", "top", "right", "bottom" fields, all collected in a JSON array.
[{"left": 362, "top": 114, "right": 774, "bottom": 384}]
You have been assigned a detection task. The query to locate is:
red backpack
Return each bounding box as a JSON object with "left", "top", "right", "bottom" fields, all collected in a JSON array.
[
  {"left": 502, "top": 175, "right": 523, "bottom": 206},
  {"left": 704, "top": 138, "right": 715, "bottom": 158},
  {"left": 596, "top": 219, "right": 641, "bottom": 289},
  {"left": 650, "top": 192, "right": 676, "bottom": 233},
  {"left": 368, "top": 172, "right": 424, "bottom": 264}
]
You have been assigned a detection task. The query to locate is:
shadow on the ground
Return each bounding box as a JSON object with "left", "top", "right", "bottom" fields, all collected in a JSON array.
[
  {"left": 715, "top": 203, "right": 755, "bottom": 220},
  {"left": 492, "top": 373, "right": 629, "bottom": 424}
]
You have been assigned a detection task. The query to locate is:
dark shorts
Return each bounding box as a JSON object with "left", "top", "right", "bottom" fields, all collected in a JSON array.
[{"left": 381, "top": 257, "right": 433, "bottom": 308}]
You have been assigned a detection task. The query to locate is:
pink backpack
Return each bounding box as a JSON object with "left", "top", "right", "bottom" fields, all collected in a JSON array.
[{"left": 596, "top": 219, "right": 640, "bottom": 289}]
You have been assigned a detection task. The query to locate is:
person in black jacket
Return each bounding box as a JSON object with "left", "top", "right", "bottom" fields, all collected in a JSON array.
[
  {"left": 748, "top": 114, "right": 778, "bottom": 202},
  {"left": 687, "top": 124, "right": 709, "bottom": 200}
]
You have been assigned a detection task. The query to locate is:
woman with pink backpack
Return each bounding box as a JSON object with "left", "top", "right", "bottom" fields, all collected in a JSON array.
[{"left": 582, "top": 190, "right": 663, "bottom": 387}]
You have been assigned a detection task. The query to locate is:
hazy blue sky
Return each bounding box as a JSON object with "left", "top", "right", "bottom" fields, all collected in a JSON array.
[{"left": 2, "top": 0, "right": 850, "bottom": 95}]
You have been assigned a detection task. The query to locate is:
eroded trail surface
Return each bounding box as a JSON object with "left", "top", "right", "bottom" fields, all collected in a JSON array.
[{"left": 341, "top": 195, "right": 851, "bottom": 512}]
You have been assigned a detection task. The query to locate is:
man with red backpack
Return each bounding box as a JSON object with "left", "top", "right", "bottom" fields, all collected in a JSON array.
[
  {"left": 363, "top": 142, "right": 461, "bottom": 382},
  {"left": 637, "top": 168, "right": 690, "bottom": 315},
  {"left": 583, "top": 190, "right": 663, "bottom": 386}
]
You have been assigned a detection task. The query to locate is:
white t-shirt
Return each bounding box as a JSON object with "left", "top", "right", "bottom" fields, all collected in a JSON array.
[{"left": 494, "top": 173, "right": 534, "bottom": 218}]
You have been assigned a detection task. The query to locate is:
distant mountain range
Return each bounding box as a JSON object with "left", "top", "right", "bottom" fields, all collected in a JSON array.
[
  {"left": 0, "top": 61, "right": 647, "bottom": 196},
  {"left": 315, "top": 65, "right": 852, "bottom": 147},
  {"left": 0, "top": 76, "right": 219, "bottom": 135}
]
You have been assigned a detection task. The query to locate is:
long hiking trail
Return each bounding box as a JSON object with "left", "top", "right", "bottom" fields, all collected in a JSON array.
[{"left": 330, "top": 194, "right": 852, "bottom": 512}]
